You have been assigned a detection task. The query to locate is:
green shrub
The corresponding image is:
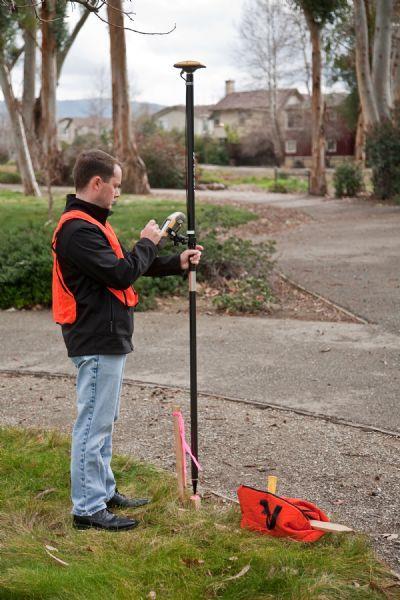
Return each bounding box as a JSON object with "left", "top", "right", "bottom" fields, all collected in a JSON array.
[
  {"left": 139, "top": 132, "right": 186, "bottom": 189},
  {"left": 195, "top": 135, "right": 229, "bottom": 165},
  {"left": 333, "top": 163, "right": 363, "bottom": 198},
  {"left": 198, "top": 232, "right": 276, "bottom": 314},
  {"left": 366, "top": 119, "right": 400, "bottom": 199},
  {"left": 198, "top": 232, "right": 275, "bottom": 285},
  {"left": 0, "top": 171, "right": 21, "bottom": 184},
  {"left": 0, "top": 147, "right": 10, "bottom": 164},
  {"left": 0, "top": 225, "right": 186, "bottom": 311},
  {"left": 213, "top": 276, "right": 273, "bottom": 313},
  {"left": 0, "top": 225, "right": 275, "bottom": 314},
  {"left": 133, "top": 269, "right": 186, "bottom": 312},
  {"left": 0, "top": 225, "right": 53, "bottom": 309}
]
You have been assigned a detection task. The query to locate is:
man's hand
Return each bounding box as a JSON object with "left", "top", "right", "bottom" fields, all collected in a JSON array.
[
  {"left": 140, "top": 219, "right": 162, "bottom": 246},
  {"left": 180, "top": 245, "right": 203, "bottom": 270}
]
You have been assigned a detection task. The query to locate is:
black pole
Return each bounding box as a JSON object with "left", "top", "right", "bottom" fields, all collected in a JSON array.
[{"left": 174, "top": 60, "right": 206, "bottom": 495}]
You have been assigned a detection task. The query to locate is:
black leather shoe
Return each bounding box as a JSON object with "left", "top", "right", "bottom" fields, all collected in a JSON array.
[
  {"left": 73, "top": 508, "right": 139, "bottom": 531},
  {"left": 106, "top": 488, "right": 151, "bottom": 510}
]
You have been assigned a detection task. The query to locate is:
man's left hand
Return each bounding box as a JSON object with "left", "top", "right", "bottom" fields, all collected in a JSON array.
[{"left": 180, "top": 245, "right": 203, "bottom": 270}]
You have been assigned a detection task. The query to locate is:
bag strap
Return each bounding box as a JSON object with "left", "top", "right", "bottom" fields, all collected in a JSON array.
[{"left": 259, "top": 499, "right": 283, "bottom": 530}]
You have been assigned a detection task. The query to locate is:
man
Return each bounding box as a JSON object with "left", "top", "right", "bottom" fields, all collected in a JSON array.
[{"left": 52, "top": 149, "right": 202, "bottom": 531}]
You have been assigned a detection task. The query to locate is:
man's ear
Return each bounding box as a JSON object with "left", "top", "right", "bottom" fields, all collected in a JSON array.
[{"left": 91, "top": 176, "right": 102, "bottom": 190}]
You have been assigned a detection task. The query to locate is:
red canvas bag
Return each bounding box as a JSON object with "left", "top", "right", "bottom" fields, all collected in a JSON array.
[{"left": 237, "top": 484, "right": 330, "bottom": 543}]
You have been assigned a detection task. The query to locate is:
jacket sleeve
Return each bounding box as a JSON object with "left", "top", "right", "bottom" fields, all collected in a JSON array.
[
  {"left": 120, "top": 241, "right": 185, "bottom": 278},
  {"left": 64, "top": 225, "right": 158, "bottom": 289},
  {"left": 143, "top": 254, "right": 185, "bottom": 277}
]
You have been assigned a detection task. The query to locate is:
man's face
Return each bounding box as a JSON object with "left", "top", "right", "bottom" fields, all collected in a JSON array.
[{"left": 93, "top": 164, "right": 122, "bottom": 210}]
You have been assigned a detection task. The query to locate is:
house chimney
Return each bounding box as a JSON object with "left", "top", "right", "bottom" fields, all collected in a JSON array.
[{"left": 225, "top": 80, "right": 235, "bottom": 96}]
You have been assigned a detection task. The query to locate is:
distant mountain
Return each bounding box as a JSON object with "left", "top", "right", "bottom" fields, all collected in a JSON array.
[{"left": 0, "top": 99, "right": 165, "bottom": 119}]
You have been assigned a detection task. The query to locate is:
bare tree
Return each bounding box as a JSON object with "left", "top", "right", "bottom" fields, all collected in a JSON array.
[
  {"left": 107, "top": 0, "right": 150, "bottom": 193},
  {"left": 290, "top": 0, "right": 346, "bottom": 196},
  {"left": 1, "top": 0, "right": 174, "bottom": 198},
  {"left": 237, "top": 0, "right": 310, "bottom": 163}
]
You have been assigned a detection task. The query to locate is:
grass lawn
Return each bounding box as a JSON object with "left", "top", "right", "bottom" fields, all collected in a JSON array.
[
  {"left": 0, "top": 427, "right": 397, "bottom": 599},
  {"left": 0, "top": 189, "right": 257, "bottom": 243},
  {"left": 198, "top": 170, "right": 308, "bottom": 194}
]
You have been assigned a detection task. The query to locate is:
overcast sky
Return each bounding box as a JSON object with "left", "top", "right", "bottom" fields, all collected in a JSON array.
[
  {"left": 57, "top": 0, "right": 248, "bottom": 107},
  {"left": 2, "top": 1, "right": 345, "bottom": 109}
]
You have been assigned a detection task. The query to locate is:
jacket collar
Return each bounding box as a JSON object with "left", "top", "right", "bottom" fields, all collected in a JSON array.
[{"left": 64, "top": 194, "right": 110, "bottom": 226}]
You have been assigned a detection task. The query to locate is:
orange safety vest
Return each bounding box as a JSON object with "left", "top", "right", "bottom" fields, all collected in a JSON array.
[{"left": 52, "top": 210, "right": 139, "bottom": 325}]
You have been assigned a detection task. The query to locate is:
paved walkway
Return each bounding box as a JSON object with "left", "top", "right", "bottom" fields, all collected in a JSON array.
[
  {"left": 1, "top": 309, "right": 399, "bottom": 433},
  {"left": 0, "top": 187, "right": 399, "bottom": 432}
]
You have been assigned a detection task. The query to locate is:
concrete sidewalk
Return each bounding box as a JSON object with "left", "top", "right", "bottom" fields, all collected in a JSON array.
[{"left": 1, "top": 309, "right": 399, "bottom": 433}]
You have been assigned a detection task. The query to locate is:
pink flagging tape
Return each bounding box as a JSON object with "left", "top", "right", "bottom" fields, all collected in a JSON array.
[{"left": 173, "top": 411, "right": 203, "bottom": 487}]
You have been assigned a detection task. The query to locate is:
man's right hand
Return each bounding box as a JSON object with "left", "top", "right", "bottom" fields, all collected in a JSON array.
[{"left": 140, "top": 219, "right": 162, "bottom": 245}]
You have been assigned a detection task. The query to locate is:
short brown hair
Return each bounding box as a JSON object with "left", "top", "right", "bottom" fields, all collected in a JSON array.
[{"left": 72, "top": 149, "right": 120, "bottom": 190}]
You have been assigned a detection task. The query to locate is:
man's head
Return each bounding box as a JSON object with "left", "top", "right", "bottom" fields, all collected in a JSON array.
[{"left": 72, "top": 149, "right": 122, "bottom": 210}]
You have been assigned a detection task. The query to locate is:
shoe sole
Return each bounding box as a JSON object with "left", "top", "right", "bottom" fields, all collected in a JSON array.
[
  {"left": 106, "top": 500, "right": 151, "bottom": 510},
  {"left": 73, "top": 521, "right": 139, "bottom": 531}
]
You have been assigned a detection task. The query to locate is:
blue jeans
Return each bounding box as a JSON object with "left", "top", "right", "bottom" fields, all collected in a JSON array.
[{"left": 70, "top": 354, "right": 127, "bottom": 516}]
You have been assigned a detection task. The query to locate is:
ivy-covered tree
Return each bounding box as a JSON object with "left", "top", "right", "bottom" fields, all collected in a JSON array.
[{"left": 290, "top": 0, "right": 347, "bottom": 195}]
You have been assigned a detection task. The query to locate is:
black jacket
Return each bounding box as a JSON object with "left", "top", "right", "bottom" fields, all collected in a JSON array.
[{"left": 55, "top": 195, "right": 184, "bottom": 357}]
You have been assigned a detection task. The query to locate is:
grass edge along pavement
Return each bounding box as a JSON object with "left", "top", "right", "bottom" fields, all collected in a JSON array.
[{"left": 0, "top": 427, "right": 398, "bottom": 600}]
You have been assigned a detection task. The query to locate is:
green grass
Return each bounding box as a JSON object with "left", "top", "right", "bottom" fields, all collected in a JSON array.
[
  {"left": 0, "top": 190, "right": 257, "bottom": 243},
  {"left": 0, "top": 427, "right": 396, "bottom": 599},
  {"left": 198, "top": 171, "right": 308, "bottom": 193}
]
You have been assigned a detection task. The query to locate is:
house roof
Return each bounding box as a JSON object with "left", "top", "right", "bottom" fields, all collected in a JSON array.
[
  {"left": 212, "top": 88, "right": 302, "bottom": 112},
  {"left": 299, "top": 92, "right": 348, "bottom": 110},
  {"left": 153, "top": 104, "right": 214, "bottom": 119}
]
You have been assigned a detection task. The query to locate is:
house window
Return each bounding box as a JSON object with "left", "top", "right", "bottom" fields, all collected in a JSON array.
[
  {"left": 285, "top": 140, "right": 297, "bottom": 154},
  {"left": 214, "top": 117, "right": 220, "bottom": 126},
  {"left": 327, "top": 139, "right": 337, "bottom": 153},
  {"left": 239, "top": 111, "right": 247, "bottom": 125},
  {"left": 286, "top": 111, "right": 302, "bottom": 129}
]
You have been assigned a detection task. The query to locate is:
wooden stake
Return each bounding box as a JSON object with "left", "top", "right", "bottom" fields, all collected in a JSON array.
[
  {"left": 309, "top": 520, "right": 353, "bottom": 533},
  {"left": 190, "top": 494, "right": 201, "bottom": 510},
  {"left": 173, "top": 405, "right": 186, "bottom": 503},
  {"left": 267, "top": 475, "right": 278, "bottom": 494}
]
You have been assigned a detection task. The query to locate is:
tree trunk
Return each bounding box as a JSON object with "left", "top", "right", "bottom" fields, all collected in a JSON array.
[
  {"left": 372, "top": 0, "right": 393, "bottom": 120},
  {"left": 22, "top": 24, "right": 40, "bottom": 173},
  {"left": 355, "top": 109, "right": 366, "bottom": 164},
  {"left": 354, "top": 0, "right": 380, "bottom": 128},
  {"left": 0, "top": 62, "right": 41, "bottom": 197},
  {"left": 391, "top": 30, "right": 400, "bottom": 108},
  {"left": 41, "top": 0, "right": 62, "bottom": 188},
  {"left": 306, "top": 14, "right": 326, "bottom": 196},
  {"left": 107, "top": 0, "right": 150, "bottom": 194}
]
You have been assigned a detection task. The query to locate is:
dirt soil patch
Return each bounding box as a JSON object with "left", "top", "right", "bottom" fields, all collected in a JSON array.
[
  {"left": 0, "top": 371, "right": 399, "bottom": 572},
  {"left": 155, "top": 272, "right": 359, "bottom": 324}
]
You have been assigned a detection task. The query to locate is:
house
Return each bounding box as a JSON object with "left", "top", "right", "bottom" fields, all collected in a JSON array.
[
  {"left": 283, "top": 92, "right": 355, "bottom": 167},
  {"left": 211, "top": 81, "right": 355, "bottom": 166},
  {"left": 57, "top": 116, "right": 112, "bottom": 144},
  {"left": 210, "top": 80, "right": 303, "bottom": 141},
  {"left": 152, "top": 105, "right": 215, "bottom": 136}
]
